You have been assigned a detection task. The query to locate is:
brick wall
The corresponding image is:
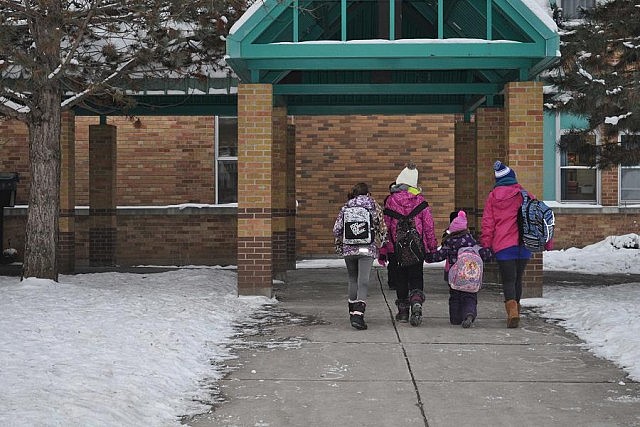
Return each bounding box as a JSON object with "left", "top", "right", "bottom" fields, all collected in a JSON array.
[
  {"left": 601, "top": 168, "right": 618, "bottom": 206},
  {"left": 454, "top": 120, "right": 476, "bottom": 224},
  {"left": 70, "top": 208, "right": 237, "bottom": 267},
  {"left": 504, "top": 81, "right": 545, "bottom": 297},
  {"left": 1, "top": 114, "right": 638, "bottom": 267},
  {"left": 76, "top": 116, "right": 215, "bottom": 206},
  {"left": 504, "top": 82, "right": 544, "bottom": 196},
  {"left": 0, "top": 120, "right": 30, "bottom": 205},
  {"left": 236, "top": 84, "right": 276, "bottom": 295},
  {"left": 553, "top": 208, "right": 640, "bottom": 250},
  {"left": 294, "top": 114, "right": 456, "bottom": 257},
  {"left": 475, "top": 107, "right": 506, "bottom": 220}
]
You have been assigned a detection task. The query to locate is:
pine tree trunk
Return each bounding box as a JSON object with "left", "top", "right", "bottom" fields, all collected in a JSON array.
[{"left": 22, "top": 87, "right": 61, "bottom": 281}]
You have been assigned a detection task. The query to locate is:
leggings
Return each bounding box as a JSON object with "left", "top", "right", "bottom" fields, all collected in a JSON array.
[
  {"left": 395, "top": 262, "right": 424, "bottom": 301},
  {"left": 497, "top": 258, "right": 529, "bottom": 302},
  {"left": 344, "top": 255, "right": 374, "bottom": 301}
]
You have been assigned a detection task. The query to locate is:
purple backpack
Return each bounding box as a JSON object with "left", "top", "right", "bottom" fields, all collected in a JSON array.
[{"left": 448, "top": 245, "right": 483, "bottom": 293}]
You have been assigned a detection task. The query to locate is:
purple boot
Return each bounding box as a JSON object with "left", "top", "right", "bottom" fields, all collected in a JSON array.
[{"left": 409, "top": 290, "right": 425, "bottom": 326}]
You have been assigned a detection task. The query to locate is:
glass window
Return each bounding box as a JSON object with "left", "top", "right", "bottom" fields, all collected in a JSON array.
[
  {"left": 620, "top": 134, "right": 640, "bottom": 203},
  {"left": 559, "top": 0, "right": 596, "bottom": 19},
  {"left": 217, "top": 117, "right": 238, "bottom": 157},
  {"left": 215, "top": 116, "right": 238, "bottom": 204},
  {"left": 559, "top": 133, "right": 597, "bottom": 203}
]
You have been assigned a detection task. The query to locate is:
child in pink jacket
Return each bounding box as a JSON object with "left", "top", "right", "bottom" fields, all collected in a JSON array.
[
  {"left": 480, "top": 161, "right": 552, "bottom": 328},
  {"left": 378, "top": 163, "right": 437, "bottom": 326}
]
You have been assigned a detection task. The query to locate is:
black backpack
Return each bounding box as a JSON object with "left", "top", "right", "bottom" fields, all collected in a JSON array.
[{"left": 384, "top": 201, "right": 428, "bottom": 267}]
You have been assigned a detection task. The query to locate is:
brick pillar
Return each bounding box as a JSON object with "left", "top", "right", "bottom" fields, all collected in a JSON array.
[
  {"left": 476, "top": 107, "right": 506, "bottom": 285},
  {"left": 59, "top": 111, "right": 76, "bottom": 273},
  {"left": 89, "top": 123, "right": 117, "bottom": 266},
  {"left": 237, "top": 84, "right": 275, "bottom": 297},
  {"left": 272, "top": 106, "right": 288, "bottom": 281},
  {"left": 454, "top": 120, "right": 477, "bottom": 232},
  {"left": 601, "top": 168, "right": 618, "bottom": 206},
  {"left": 504, "top": 81, "right": 544, "bottom": 298},
  {"left": 285, "top": 122, "right": 297, "bottom": 271}
]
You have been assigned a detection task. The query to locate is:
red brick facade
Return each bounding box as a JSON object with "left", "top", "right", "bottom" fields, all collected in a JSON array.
[
  {"left": 294, "top": 114, "right": 456, "bottom": 257},
  {"left": 1, "top": 108, "right": 638, "bottom": 272}
]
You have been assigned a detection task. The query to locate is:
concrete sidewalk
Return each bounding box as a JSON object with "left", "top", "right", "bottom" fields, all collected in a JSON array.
[{"left": 187, "top": 266, "right": 640, "bottom": 427}]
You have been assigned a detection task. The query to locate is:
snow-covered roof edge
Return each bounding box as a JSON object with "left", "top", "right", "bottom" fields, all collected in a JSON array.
[{"left": 522, "top": 0, "right": 558, "bottom": 32}]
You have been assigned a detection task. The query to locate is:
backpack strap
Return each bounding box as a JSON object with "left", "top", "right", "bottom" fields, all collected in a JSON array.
[{"left": 384, "top": 200, "right": 428, "bottom": 220}]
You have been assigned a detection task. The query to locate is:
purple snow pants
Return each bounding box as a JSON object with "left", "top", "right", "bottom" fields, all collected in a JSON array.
[{"left": 448, "top": 288, "right": 478, "bottom": 325}]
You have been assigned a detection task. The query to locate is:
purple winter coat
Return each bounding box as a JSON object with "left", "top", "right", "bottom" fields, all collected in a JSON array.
[
  {"left": 333, "top": 195, "right": 387, "bottom": 258},
  {"left": 426, "top": 230, "right": 494, "bottom": 280},
  {"left": 380, "top": 189, "right": 437, "bottom": 258}
]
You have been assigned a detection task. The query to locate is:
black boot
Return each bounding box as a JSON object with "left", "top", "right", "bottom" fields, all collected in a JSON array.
[
  {"left": 348, "top": 301, "right": 356, "bottom": 326},
  {"left": 351, "top": 301, "right": 367, "bottom": 330},
  {"left": 461, "top": 314, "right": 474, "bottom": 328},
  {"left": 409, "top": 290, "right": 425, "bottom": 327},
  {"left": 395, "top": 299, "right": 410, "bottom": 323}
]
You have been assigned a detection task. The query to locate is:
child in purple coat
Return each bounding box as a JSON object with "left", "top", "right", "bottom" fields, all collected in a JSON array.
[
  {"left": 333, "top": 182, "right": 387, "bottom": 330},
  {"left": 426, "top": 211, "right": 493, "bottom": 328}
]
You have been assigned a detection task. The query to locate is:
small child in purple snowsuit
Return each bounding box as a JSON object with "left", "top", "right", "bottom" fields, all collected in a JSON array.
[{"left": 426, "top": 210, "right": 493, "bottom": 328}]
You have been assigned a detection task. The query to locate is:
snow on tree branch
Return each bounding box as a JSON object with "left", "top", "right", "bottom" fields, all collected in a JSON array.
[
  {"left": 0, "top": 0, "right": 249, "bottom": 115},
  {"left": 545, "top": 0, "right": 640, "bottom": 169}
]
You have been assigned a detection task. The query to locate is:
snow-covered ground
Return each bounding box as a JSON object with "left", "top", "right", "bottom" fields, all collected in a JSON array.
[
  {"left": 523, "top": 233, "right": 640, "bottom": 383},
  {"left": 1, "top": 234, "right": 639, "bottom": 426}
]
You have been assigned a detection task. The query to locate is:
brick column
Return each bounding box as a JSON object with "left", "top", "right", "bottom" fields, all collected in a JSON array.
[
  {"left": 601, "top": 168, "right": 618, "bottom": 206},
  {"left": 272, "top": 107, "right": 288, "bottom": 281},
  {"left": 89, "top": 122, "right": 117, "bottom": 266},
  {"left": 454, "top": 120, "right": 477, "bottom": 232},
  {"left": 504, "top": 81, "right": 544, "bottom": 298},
  {"left": 237, "top": 84, "right": 275, "bottom": 297},
  {"left": 285, "top": 122, "right": 297, "bottom": 271},
  {"left": 476, "top": 107, "right": 506, "bottom": 285},
  {"left": 59, "top": 111, "right": 76, "bottom": 273}
]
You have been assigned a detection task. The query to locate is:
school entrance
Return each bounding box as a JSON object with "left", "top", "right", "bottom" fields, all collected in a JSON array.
[{"left": 225, "top": 0, "right": 559, "bottom": 297}]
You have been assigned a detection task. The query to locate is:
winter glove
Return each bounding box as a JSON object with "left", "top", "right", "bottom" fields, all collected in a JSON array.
[{"left": 377, "top": 255, "right": 387, "bottom": 267}]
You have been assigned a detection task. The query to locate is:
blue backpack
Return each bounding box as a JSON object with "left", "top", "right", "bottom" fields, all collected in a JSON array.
[{"left": 518, "top": 190, "right": 555, "bottom": 252}]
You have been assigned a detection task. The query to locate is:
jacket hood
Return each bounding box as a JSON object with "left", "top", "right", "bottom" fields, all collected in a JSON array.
[
  {"left": 490, "top": 183, "right": 523, "bottom": 202},
  {"left": 385, "top": 190, "right": 426, "bottom": 213},
  {"left": 346, "top": 194, "right": 376, "bottom": 210}
]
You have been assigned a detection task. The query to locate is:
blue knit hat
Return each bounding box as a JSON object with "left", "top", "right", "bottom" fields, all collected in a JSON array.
[{"left": 494, "top": 160, "right": 517, "bottom": 185}]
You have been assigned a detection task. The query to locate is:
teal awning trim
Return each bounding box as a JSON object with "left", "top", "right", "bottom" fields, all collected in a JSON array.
[
  {"left": 274, "top": 83, "right": 503, "bottom": 96},
  {"left": 229, "top": 56, "right": 537, "bottom": 72},
  {"left": 226, "top": 0, "right": 559, "bottom": 115}
]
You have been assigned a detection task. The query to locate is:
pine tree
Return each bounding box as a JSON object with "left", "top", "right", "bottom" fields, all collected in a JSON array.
[
  {"left": 546, "top": 0, "right": 640, "bottom": 169},
  {"left": 0, "top": 1, "right": 247, "bottom": 280}
]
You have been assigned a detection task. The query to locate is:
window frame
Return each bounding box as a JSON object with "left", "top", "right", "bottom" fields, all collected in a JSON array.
[
  {"left": 619, "top": 132, "right": 640, "bottom": 205},
  {"left": 557, "top": 0, "right": 596, "bottom": 19},
  {"left": 555, "top": 118, "right": 600, "bottom": 204},
  {"left": 214, "top": 115, "right": 238, "bottom": 204}
]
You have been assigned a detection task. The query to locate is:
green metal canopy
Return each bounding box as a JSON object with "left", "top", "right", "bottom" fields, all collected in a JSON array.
[{"left": 226, "top": 0, "right": 560, "bottom": 115}]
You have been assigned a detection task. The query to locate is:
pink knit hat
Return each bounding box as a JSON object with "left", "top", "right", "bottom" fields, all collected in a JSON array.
[{"left": 449, "top": 210, "right": 467, "bottom": 232}]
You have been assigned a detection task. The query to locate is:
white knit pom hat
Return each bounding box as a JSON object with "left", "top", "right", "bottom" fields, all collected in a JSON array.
[{"left": 396, "top": 162, "right": 419, "bottom": 188}]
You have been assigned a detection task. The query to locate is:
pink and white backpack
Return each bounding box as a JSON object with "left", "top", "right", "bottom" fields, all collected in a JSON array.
[{"left": 448, "top": 245, "right": 483, "bottom": 293}]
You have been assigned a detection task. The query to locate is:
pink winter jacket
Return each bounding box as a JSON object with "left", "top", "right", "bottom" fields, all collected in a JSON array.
[
  {"left": 380, "top": 190, "right": 437, "bottom": 257},
  {"left": 480, "top": 183, "right": 529, "bottom": 254}
]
